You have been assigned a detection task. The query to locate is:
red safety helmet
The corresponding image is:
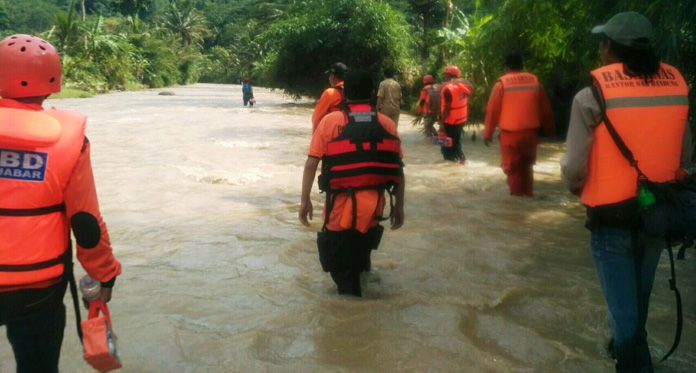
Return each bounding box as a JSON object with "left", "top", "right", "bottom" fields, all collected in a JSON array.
[
  {"left": 244, "top": 77, "right": 251, "bottom": 82},
  {"left": 422, "top": 75, "right": 434, "bottom": 84},
  {"left": 0, "top": 34, "right": 61, "bottom": 99},
  {"left": 443, "top": 65, "right": 461, "bottom": 78}
]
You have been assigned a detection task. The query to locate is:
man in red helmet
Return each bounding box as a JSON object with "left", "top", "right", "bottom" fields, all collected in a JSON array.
[
  {"left": 0, "top": 34, "right": 121, "bottom": 372},
  {"left": 439, "top": 65, "right": 471, "bottom": 163},
  {"left": 415, "top": 75, "right": 438, "bottom": 137}
]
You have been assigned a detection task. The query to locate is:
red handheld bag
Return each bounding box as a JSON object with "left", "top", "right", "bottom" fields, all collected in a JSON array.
[
  {"left": 432, "top": 134, "right": 452, "bottom": 147},
  {"left": 81, "top": 299, "right": 122, "bottom": 372}
]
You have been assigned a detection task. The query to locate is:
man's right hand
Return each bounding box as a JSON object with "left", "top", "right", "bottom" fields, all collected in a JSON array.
[
  {"left": 299, "top": 200, "right": 313, "bottom": 226},
  {"left": 484, "top": 138, "right": 492, "bottom": 147}
]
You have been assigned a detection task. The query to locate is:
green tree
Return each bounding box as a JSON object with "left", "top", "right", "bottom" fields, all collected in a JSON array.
[
  {"left": 260, "top": 0, "right": 414, "bottom": 98},
  {"left": 161, "top": 0, "right": 208, "bottom": 48},
  {"left": 112, "top": 0, "right": 151, "bottom": 17},
  {"left": 0, "top": 0, "right": 9, "bottom": 30}
]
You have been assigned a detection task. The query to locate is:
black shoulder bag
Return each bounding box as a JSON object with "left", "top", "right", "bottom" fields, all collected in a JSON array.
[{"left": 591, "top": 86, "right": 696, "bottom": 361}]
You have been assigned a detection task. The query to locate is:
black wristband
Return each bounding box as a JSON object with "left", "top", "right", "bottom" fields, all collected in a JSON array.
[{"left": 100, "top": 277, "right": 116, "bottom": 288}]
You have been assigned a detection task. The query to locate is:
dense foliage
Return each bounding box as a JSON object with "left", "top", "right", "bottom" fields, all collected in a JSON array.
[
  {"left": 259, "top": 0, "right": 413, "bottom": 98},
  {"left": 0, "top": 0, "right": 693, "bottom": 132}
]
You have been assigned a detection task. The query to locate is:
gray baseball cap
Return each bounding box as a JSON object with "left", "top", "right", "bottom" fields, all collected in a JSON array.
[{"left": 591, "top": 12, "right": 652, "bottom": 49}]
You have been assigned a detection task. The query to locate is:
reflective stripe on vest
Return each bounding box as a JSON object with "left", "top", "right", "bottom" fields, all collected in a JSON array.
[
  {"left": 581, "top": 63, "right": 689, "bottom": 207},
  {"left": 441, "top": 83, "right": 469, "bottom": 125},
  {"left": 499, "top": 72, "right": 541, "bottom": 131},
  {"left": 0, "top": 107, "right": 87, "bottom": 286},
  {"left": 322, "top": 103, "right": 403, "bottom": 191}
]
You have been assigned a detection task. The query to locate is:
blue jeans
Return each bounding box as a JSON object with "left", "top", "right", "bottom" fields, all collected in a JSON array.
[{"left": 591, "top": 226, "right": 664, "bottom": 373}]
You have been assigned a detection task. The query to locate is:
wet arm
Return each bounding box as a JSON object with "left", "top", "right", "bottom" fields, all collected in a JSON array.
[
  {"left": 376, "top": 82, "right": 385, "bottom": 110},
  {"left": 299, "top": 156, "right": 320, "bottom": 226},
  {"left": 391, "top": 176, "right": 405, "bottom": 230},
  {"left": 483, "top": 82, "right": 503, "bottom": 140},
  {"left": 64, "top": 137, "right": 121, "bottom": 287},
  {"left": 560, "top": 87, "right": 601, "bottom": 193}
]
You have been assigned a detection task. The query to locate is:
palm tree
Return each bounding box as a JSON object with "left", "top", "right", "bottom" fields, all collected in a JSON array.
[{"left": 161, "top": 0, "right": 208, "bottom": 48}]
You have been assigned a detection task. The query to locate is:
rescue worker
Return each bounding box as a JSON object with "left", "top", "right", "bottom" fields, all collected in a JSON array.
[
  {"left": 416, "top": 74, "right": 438, "bottom": 137},
  {"left": 483, "top": 52, "right": 555, "bottom": 197},
  {"left": 0, "top": 34, "right": 122, "bottom": 372},
  {"left": 311, "top": 62, "right": 347, "bottom": 133},
  {"left": 299, "top": 69, "right": 405, "bottom": 297},
  {"left": 242, "top": 77, "right": 254, "bottom": 106},
  {"left": 560, "top": 13, "right": 691, "bottom": 373},
  {"left": 439, "top": 65, "right": 471, "bottom": 163},
  {"left": 376, "top": 68, "right": 402, "bottom": 127}
]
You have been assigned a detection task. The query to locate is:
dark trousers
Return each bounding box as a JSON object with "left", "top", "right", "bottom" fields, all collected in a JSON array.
[
  {"left": 318, "top": 226, "right": 383, "bottom": 297},
  {"left": 441, "top": 123, "right": 464, "bottom": 161},
  {"left": 0, "top": 283, "right": 67, "bottom": 373},
  {"left": 243, "top": 94, "right": 253, "bottom": 106}
]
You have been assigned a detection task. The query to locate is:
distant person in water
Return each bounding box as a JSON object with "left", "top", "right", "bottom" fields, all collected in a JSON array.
[{"left": 242, "top": 77, "right": 254, "bottom": 106}]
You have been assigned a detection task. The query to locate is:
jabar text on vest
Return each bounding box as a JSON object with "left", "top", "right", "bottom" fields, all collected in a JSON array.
[{"left": 0, "top": 148, "right": 48, "bottom": 182}]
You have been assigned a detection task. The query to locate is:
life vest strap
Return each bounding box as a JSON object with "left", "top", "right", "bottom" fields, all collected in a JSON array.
[
  {"left": 0, "top": 202, "right": 66, "bottom": 216},
  {"left": 0, "top": 250, "right": 69, "bottom": 272}
]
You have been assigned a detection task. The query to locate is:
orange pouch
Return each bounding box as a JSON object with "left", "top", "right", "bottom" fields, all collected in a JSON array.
[{"left": 81, "top": 299, "right": 122, "bottom": 372}]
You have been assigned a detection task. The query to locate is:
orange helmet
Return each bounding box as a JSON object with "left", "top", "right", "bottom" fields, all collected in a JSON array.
[
  {"left": 443, "top": 65, "right": 461, "bottom": 78},
  {"left": 422, "top": 75, "right": 434, "bottom": 84},
  {"left": 0, "top": 34, "right": 61, "bottom": 99}
]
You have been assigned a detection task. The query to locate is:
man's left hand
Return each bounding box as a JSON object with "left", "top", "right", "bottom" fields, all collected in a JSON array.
[
  {"left": 390, "top": 207, "right": 404, "bottom": 230},
  {"left": 100, "top": 287, "right": 112, "bottom": 303},
  {"left": 484, "top": 138, "right": 493, "bottom": 147}
]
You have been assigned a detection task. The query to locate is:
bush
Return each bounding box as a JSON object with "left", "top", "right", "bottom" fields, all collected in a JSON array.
[{"left": 260, "top": 0, "right": 415, "bottom": 98}]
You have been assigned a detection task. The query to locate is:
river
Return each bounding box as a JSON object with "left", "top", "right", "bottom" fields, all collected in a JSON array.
[{"left": 1, "top": 84, "right": 694, "bottom": 372}]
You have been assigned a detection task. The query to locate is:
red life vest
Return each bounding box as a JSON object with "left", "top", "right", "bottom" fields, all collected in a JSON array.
[
  {"left": 0, "top": 108, "right": 86, "bottom": 286},
  {"left": 320, "top": 102, "right": 403, "bottom": 192},
  {"left": 418, "top": 85, "right": 435, "bottom": 115},
  {"left": 441, "top": 82, "right": 470, "bottom": 125}
]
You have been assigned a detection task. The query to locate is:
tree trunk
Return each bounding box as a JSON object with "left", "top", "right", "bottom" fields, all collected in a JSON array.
[{"left": 81, "top": 0, "right": 86, "bottom": 21}]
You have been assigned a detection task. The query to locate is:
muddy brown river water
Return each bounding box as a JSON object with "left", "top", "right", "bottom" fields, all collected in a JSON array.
[{"left": 1, "top": 84, "right": 694, "bottom": 372}]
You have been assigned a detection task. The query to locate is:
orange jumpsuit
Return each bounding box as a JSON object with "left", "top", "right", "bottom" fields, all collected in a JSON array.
[
  {"left": 311, "top": 81, "right": 344, "bottom": 133},
  {"left": 0, "top": 98, "right": 121, "bottom": 293},
  {"left": 484, "top": 72, "right": 555, "bottom": 196}
]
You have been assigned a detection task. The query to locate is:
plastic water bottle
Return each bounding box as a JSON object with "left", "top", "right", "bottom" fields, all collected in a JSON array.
[
  {"left": 79, "top": 275, "right": 101, "bottom": 308},
  {"left": 637, "top": 186, "right": 655, "bottom": 207}
]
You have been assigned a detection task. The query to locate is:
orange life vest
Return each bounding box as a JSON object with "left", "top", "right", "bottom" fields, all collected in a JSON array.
[
  {"left": 328, "top": 83, "right": 345, "bottom": 113},
  {"left": 441, "top": 82, "right": 470, "bottom": 125},
  {"left": 498, "top": 72, "right": 541, "bottom": 131},
  {"left": 0, "top": 108, "right": 86, "bottom": 286},
  {"left": 581, "top": 63, "right": 689, "bottom": 207},
  {"left": 418, "top": 85, "right": 435, "bottom": 115}
]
